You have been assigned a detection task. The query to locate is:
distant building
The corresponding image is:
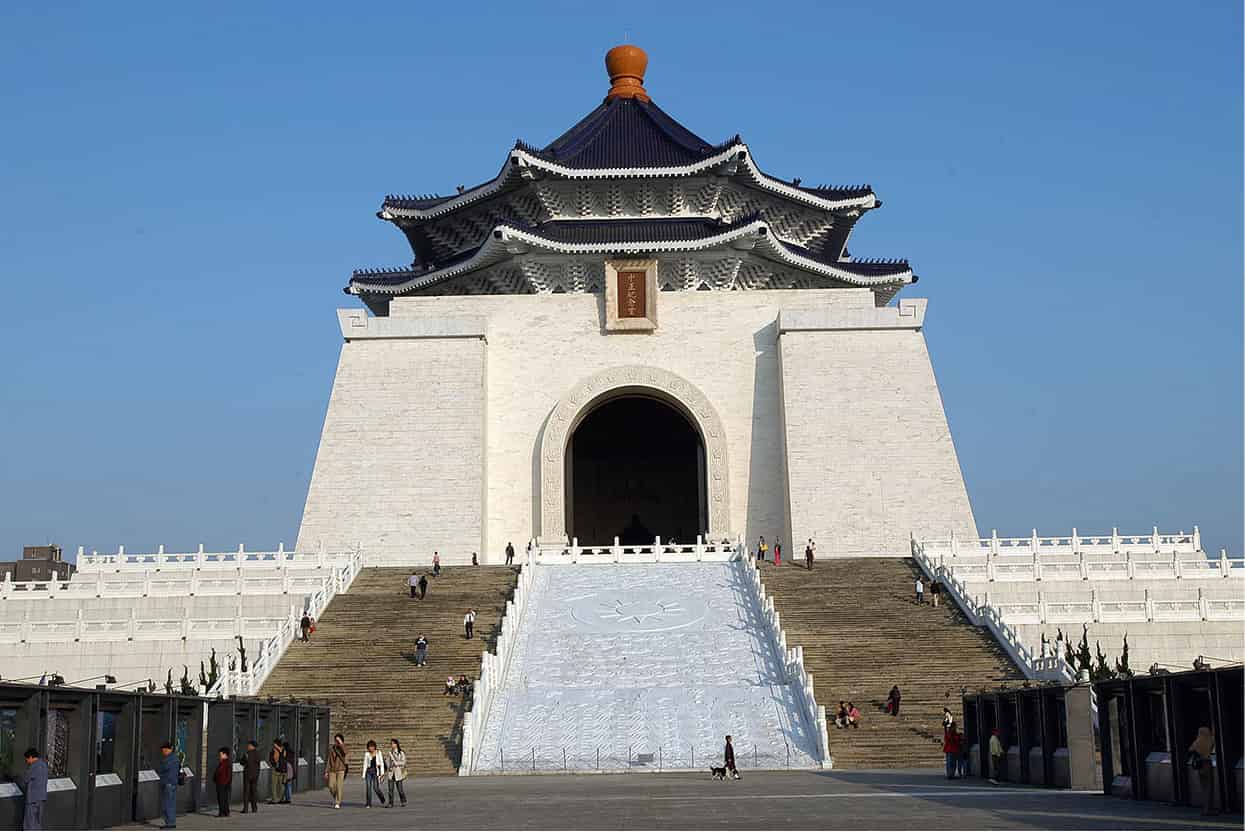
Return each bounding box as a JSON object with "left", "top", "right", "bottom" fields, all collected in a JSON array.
[{"left": 0, "top": 545, "right": 76, "bottom": 582}]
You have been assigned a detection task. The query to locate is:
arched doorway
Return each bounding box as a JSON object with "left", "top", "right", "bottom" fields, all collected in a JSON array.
[{"left": 566, "top": 395, "right": 706, "bottom": 545}]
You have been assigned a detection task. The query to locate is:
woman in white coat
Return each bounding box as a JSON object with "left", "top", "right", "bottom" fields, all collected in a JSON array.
[
  {"left": 361, "top": 740, "right": 387, "bottom": 807},
  {"left": 386, "top": 738, "right": 408, "bottom": 808}
]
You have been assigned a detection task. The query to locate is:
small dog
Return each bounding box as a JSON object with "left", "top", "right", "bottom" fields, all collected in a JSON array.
[{"left": 709, "top": 766, "right": 727, "bottom": 780}]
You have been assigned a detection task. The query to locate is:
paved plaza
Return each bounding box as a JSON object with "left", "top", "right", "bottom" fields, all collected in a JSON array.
[{"left": 124, "top": 770, "right": 1236, "bottom": 830}]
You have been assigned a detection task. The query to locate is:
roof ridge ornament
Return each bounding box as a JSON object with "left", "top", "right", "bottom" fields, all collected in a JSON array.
[{"left": 605, "top": 44, "right": 650, "bottom": 102}]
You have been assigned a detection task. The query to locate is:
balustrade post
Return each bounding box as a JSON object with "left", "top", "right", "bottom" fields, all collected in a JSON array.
[
  {"left": 95, "top": 571, "right": 104, "bottom": 598},
  {"left": 571, "top": 537, "right": 579, "bottom": 563},
  {"left": 695, "top": 534, "right": 703, "bottom": 562},
  {"left": 1126, "top": 551, "right": 1135, "bottom": 579},
  {"left": 1038, "top": 592, "right": 1048, "bottom": 624},
  {"left": 48, "top": 571, "right": 58, "bottom": 599},
  {"left": 283, "top": 571, "right": 291, "bottom": 594},
  {"left": 1033, "top": 547, "right": 1042, "bottom": 582},
  {"left": 1112, "top": 527, "right": 1121, "bottom": 554},
  {"left": 612, "top": 536, "right": 621, "bottom": 563},
  {"left": 1071, "top": 527, "right": 1080, "bottom": 555},
  {"left": 126, "top": 607, "right": 136, "bottom": 640},
  {"left": 1144, "top": 588, "right": 1154, "bottom": 622},
  {"left": 1091, "top": 588, "right": 1101, "bottom": 622},
  {"left": 118, "top": 545, "right": 126, "bottom": 567},
  {"left": 654, "top": 536, "right": 662, "bottom": 562},
  {"left": 990, "top": 529, "right": 1000, "bottom": 557},
  {"left": 1193, "top": 526, "right": 1201, "bottom": 552},
  {"left": 1198, "top": 587, "right": 1208, "bottom": 621},
  {"left": 1079, "top": 550, "right": 1088, "bottom": 581},
  {"left": 1151, "top": 526, "right": 1160, "bottom": 554},
  {"left": 1173, "top": 550, "right": 1182, "bottom": 579},
  {"left": 1220, "top": 549, "right": 1230, "bottom": 578},
  {"left": 196, "top": 544, "right": 205, "bottom": 568},
  {"left": 76, "top": 546, "right": 85, "bottom": 567},
  {"left": 986, "top": 553, "right": 995, "bottom": 583},
  {"left": 189, "top": 570, "right": 198, "bottom": 596}
]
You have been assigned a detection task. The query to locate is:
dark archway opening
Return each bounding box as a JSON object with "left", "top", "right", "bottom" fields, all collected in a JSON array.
[{"left": 567, "top": 395, "right": 705, "bottom": 545}]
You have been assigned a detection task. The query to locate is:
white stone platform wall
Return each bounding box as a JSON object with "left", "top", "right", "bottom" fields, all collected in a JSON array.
[
  {"left": 297, "top": 312, "right": 487, "bottom": 563},
  {"left": 778, "top": 300, "right": 977, "bottom": 554},
  {"left": 300, "top": 289, "right": 976, "bottom": 563}
]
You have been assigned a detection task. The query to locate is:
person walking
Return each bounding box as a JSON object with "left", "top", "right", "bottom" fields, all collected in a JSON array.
[
  {"left": 417, "top": 574, "right": 428, "bottom": 600},
  {"left": 505, "top": 541, "right": 515, "bottom": 565},
  {"left": 464, "top": 609, "right": 476, "bottom": 640},
  {"left": 471, "top": 551, "right": 478, "bottom": 566},
  {"left": 805, "top": 539, "right": 815, "bottom": 571},
  {"left": 931, "top": 579, "right": 941, "bottom": 607},
  {"left": 385, "top": 739, "right": 408, "bottom": 808},
  {"left": 988, "top": 728, "right": 1004, "bottom": 784},
  {"left": 942, "top": 707, "right": 955, "bottom": 731},
  {"left": 241, "top": 740, "right": 259, "bottom": 814},
  {"left": 300, "top": 612, "right": 312, "bottom": 642},
  {"left": 723, "top": 735, "right": 740, "bottom": 780},
  {"left": 757, "top": 536, "right": 768, "bottom": 565},
  {"left": 1189, "top": 726, "right": 1217, "bottom": 815},
  {"left": 915, "top": 576, "right": 925, "bottom": 605},
  {"left": 18, "top": 748, "right": 47, "bottom": 831},
  {"left": 407, "top": 572, "right": 419, "bottom": 599},
  {"left": 362, "top": 741, "right": 387, "bottom": 807},
  {"left": 943, "top": 728, "right": 961, "bottom": 779},
  {"left": 267, "top": 740, "right": 284, "bottom": 804},
  {"left": 213, "top": 747, "right": 232, "bottom": 817},
  {"left": 282, "top": 746, "right": 295, "bottom": 804},
  {"left": 774, "top": 540, "right": 782, "bottom": 567},
  {"left": 414, "top": 635, "right": 429, "bottom": 667},
  {"left": 326, "top": 734, "right": 348, "bottom": 809},
  {"left": 432, "top": 552, "right": 441, "bottom": 577},
  {"left": 157, "top": 742, "right": 180, "bottom": 829}
]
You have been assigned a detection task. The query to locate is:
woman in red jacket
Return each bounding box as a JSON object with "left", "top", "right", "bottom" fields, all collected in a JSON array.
[
  {"left": 943, "top": 729, "right": 962, "bottom": 779},
  {"left": 213, "top": 747, "right": 233, "bottom": 816}
]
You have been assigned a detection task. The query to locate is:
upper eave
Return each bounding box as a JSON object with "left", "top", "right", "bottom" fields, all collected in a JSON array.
[
  {"left": 378, "top": 144, "right": 878, "bottom": 223},
  {"left": 347, "top": 218, "right": 912, "bottom": 297}
]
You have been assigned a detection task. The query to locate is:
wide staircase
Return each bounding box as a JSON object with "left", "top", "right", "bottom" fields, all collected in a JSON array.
[
  {"left": 259, "top": 566, "right": 517, "bottom": 775},
  {"left": 762, "top": 557, "right": 1024, "bottom": 769}
]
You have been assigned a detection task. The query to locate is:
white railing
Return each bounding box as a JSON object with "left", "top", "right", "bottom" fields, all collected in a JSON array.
[
  {"left": 0, "top": 608, "right": 291, "bottom": 645},
  {"left": 460, "top": 544, "right": 538, "bottom": 775},
  {"left": 533, "top": 535, "right": 743, "bottom": 565},
  {"left": 207, "top": 549, "right": 364, "bottom": 698},
  {"left": 747, "top": 548, "right": 833, "bottom": 769},
  {"left": 915, "top": 527, "right": 1243, "bottom": 584},
  {"left": 72, "top": 543, "right": 338, "bottom": 572},
  {"left": 911, "top": 538, "right": 1077, "bottom": 683},
  {"left": 0, "top": 567, "right": 342, "bottom": 601},
  {"left": 986, "top": 587, "right": 1245, "bottom": 625}
]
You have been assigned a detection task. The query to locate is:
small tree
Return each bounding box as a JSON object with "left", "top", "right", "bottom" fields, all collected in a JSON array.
[
  {"left": 236, "top": 635, "right": 249, "bottom": 673},
  {"left": 1115, "top": 634, "right": 1134, "bottom": 678},
  {"left": 178, "top": 665, "right": 197, "bottom": 696},
  {"left": 163, "top": 669, "right": 174, "bottom": 695},
  {"left": 1093, "top": 640, "right": 1115, "bottom": 682},
  {"left": 1074, "top": 625, "right": 1094, "bottom": 678}
]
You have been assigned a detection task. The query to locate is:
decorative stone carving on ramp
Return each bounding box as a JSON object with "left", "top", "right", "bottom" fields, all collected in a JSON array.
[{"left": 538, "top": 365, "right": 730, "bottom": 543}]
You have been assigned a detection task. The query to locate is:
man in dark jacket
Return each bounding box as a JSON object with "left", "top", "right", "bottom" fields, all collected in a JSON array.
[
  {"left": 18, "top": 748, "right": 47, "bottom": 831},
  {"left": 212, "top": 747, "right": 232, "bottom": 817},
  {"left": 724, "top": 735, "right": 740, "bottom": 780},
  {"left": 505, "top": 541, "right": 515, "bottom": 565},
  {"left": 241, "top": 740, "right": 260, "bottom": 814},
  {"left": 157, "top": 743, "right": 180, "bottom": 829},
  {"left": 418, "top": 574, "right": 428, "bottom": 599}
]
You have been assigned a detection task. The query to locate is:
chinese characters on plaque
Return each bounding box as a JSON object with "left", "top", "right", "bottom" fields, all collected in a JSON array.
[{"left": 618, "top": 271, "right": 647, "bottom": 318}]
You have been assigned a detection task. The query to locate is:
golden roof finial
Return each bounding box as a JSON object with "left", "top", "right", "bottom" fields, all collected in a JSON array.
[{"left": 605, "top": 44, "right": 650, "bottom": 102}]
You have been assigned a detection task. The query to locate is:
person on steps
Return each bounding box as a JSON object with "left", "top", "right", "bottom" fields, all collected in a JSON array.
[
  {"left": 505, "top": 541, "right": 515, "bottom": 565},
  {"left": 362, "top": 741, "right": 387, "bottom": 807},
  {"left": 757, "top": 537, "right": 768, "bottom": 565},
  {"left": 915, "top": 576, "right": 924, "bottom": 605},
  {"left": 886, "top": 685, "right": 901, "bottom": 717},
  {"left": 774, "top": 540, "right": 782, "bottom": 567},
  {"left": 418, "top": 574, "right": 428, "bottom": 600},
  {"left": 835, "top": 701, "right": 849, "bottom": 729},
  {"left": 931, "top": 579, "right": 941, "bottom": 607},
  {"left": 407, "top": 572, "right": 419, "bottom": 599},
  {"left": 282, "top": 746, "right": 295, "bottom": 804},
  {"left": 1189, "top": 726, "right": 1218, "bottom": 815},
  {"left": 805, "top": 539, "right": 815, "bottom": 571},
  {"left": 444, "top": 675, "right": 457, "bottom": 696},
  {"left": 943, "top": 707, "right": 955, "bottom": 731},
  {"left": 414, "top": 635, "right": 429, "bottom": 667},
  {"left": 464, "top": 608, "right": 476, "bottom": 640},
  {"left": 326, "top": 734, "right": 348, "bottom": 809},
  {"left": 943, "top": 728, "right": 961, "bottom": 779},
  {"left": 847, "top": 702, "right": 860, "bottom": 728},
  {"left": 300, "top": 612, "right": 312, "bottom": 642},
  {"left": 988, "top": 728, "right": 1004, "bottom": 784},
  {"left": 213, "top": 747, "right": 232, "bottom": 817},
  {"left": 386, "top": 739, "right": 408, "bottom": 808},
  {"left": 432, "top": 552, "right": 441, "bottom": 577},
  {"left": 471, "top": 551, "right": 478, "bottom": 566},
  {"left": 241, "top": 740, "right": 259, "bottom": 814},
  {"left": 724, "top": 735, "right": 741, "bottom": 780}
]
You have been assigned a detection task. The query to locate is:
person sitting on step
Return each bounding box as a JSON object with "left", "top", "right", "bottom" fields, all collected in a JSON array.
[
  {"left": 456, "top": 674, "right": 471, "bottom": 695},
  {"left": 846, "top": 702, "right": 861, "bottom": 728},
  {"left": 834, "top": 701, "right": 849, "bottom": 729},
  {"left": 444, "top": 675, "right": 457, "bottom": 696}
]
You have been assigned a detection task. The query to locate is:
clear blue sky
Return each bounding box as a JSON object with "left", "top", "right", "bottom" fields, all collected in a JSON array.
[{"left": 1, "top": 1, "right": 1240, "bottom": 559}]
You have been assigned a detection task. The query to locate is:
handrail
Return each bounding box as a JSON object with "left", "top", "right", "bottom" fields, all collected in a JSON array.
[
  {"left": 206, "top": 547, "right": 363, "bottom": 698},
  {"left": 533, "top": 535, "right": 742, "bottom": 565},
  {"left": 70, "top": 542, "right": 342, "bottom": 573}
]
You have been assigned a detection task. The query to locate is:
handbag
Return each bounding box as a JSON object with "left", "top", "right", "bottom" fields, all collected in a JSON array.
[{"left": 1186, "top": 750, "right": 1204, "bottom": 770}]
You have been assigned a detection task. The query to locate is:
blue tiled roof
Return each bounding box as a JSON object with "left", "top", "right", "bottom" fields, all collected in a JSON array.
[{"left": 516, "top": 98, "right": 740, "bottom": 169}]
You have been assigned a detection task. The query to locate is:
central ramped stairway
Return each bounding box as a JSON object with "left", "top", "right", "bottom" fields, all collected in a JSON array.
[
  {"left": 258, "top": 566, "right": 518, "bottom": 775},
  {"left": 760, "top": 557, "right": 1025, "bottom": 768},
  {"left": 466, "top": 556, "right": 824, "bottom": 773}
]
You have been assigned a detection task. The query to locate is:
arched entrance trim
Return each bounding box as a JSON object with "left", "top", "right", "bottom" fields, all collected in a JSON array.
[{"left": 538, "top": 366, "right": 730, "bottom": 543}]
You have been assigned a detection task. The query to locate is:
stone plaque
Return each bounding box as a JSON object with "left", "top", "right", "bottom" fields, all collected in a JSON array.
[
  {"left": 618, "top": 271, "right": 647, "bottom": 318},
  {"left": 604, "top": 259, "right": 657, "bottom": 331}
]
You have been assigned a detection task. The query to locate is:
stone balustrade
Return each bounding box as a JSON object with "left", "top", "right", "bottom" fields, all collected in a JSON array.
[
  {"left": 72, "top": 542, "right": 342, "bottom": 572},
  {"left": 533, "top": 535, "right": 743, "bottom": 565}
]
